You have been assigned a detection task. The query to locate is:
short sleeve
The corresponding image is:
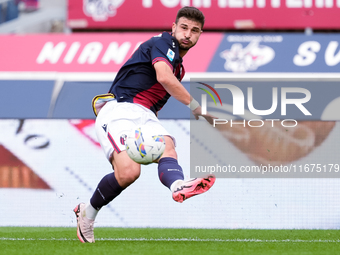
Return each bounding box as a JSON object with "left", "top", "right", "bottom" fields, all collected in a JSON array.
[{"left": 151, "top": 38, "right": 175, "bottom": 71}]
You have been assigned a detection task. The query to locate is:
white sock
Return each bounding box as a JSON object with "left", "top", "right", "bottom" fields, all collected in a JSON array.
[
  {"left": 170, "top": 180, "right": 184, "bottom": 193},
  {"left": 85, "top": 202, "right": 99, "bottom": 220}
]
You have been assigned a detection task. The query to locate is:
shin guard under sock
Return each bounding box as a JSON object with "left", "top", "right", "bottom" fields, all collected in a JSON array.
[
  {"left": 158, "top": 157, "right": 184, "bottom": 190},
  {"left": 90, "top": 172, "right": 124, "bottom": 210}
]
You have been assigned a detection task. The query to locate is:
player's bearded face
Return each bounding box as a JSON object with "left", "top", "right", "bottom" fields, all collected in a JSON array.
[{"left": 172, "top": 18, "right": 202, "bottom": 52}]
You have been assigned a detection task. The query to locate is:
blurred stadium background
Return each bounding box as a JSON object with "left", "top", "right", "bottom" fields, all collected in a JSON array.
[{"left": 0, "top": 0, "right": 340, "bottom": 230}]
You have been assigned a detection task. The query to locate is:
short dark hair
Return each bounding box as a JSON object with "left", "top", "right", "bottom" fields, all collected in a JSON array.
[{"left": 175, "top": 6, "right": 205, "bottom": 29}]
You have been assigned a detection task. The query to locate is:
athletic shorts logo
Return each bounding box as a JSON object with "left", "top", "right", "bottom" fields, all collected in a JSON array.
[{"left": 167, "top": 48, "right": 175, "bottom": 62}]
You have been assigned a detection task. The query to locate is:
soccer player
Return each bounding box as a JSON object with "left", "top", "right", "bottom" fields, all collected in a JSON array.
[{"left": 74, "top": 6, "right": 216, "bottom": 243}]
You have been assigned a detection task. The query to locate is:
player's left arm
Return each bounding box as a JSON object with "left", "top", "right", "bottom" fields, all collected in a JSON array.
[{"left": 154, "top": 61, "right": 216, "bottom": 125}]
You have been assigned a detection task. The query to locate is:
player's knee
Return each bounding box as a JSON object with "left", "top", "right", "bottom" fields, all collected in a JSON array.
[
  {"left": 162, "top": 136, "right": 177, "bottom": 159},
  {"left": 115, "top": 166, "right": 140, "bottom": 188},
  {"left": 162, "top": 148, "right": 177, "bottom": 159},
  {"left": 111, "top": 151, "right": 141, "bottom": 187}
]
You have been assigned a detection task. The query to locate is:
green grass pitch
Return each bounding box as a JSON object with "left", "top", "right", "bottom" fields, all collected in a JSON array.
[{"left": 1, "top": 227, "right": 339, "bottom": 255}]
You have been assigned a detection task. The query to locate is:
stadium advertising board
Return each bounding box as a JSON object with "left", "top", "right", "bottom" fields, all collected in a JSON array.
[
  {"left": 0, "top": 33, "right": 221, "bottom": 73},
  {"left": 1, "top": 119, "right": 340, "bottom": 229},
  {"left": 0, "top": 33, "right": 339, "bottom": 73},
  {"left": 67, "top": 0, "right": 340, "bottom": 30},
  {"left": 209, "top": 34, "right": 340, "bottom": 72}
]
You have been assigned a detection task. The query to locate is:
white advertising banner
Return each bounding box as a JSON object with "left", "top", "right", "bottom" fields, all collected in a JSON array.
[{"left": 0, "top": 119, "right": 339, "bottom": 229}]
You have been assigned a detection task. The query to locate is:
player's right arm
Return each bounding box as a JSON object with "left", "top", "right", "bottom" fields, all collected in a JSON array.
[{"left": 154, "top": 61, "right": 191, "bottom": 105}]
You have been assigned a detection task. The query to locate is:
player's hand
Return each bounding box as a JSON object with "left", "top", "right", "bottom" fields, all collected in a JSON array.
[{"left": 192, "top": 105, "right": 218, "bottom": 125}]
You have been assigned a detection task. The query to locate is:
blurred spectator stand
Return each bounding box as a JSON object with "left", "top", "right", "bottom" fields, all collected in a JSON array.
[
  {"left": 20, "top": 0, "right": 39, "bottom": 12},
  {"left": 0, "top": 0, "right": 20, "bottom": 24}
]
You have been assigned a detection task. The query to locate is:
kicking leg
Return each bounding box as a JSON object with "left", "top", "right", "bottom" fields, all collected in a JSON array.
[{"left": 158, "top": 136, "right": 216, "bottom": 203}]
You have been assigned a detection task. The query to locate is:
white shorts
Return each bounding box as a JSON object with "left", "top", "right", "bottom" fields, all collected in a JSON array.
[{"left": 95, "top": 99, "right": 175, "bottom": 161}]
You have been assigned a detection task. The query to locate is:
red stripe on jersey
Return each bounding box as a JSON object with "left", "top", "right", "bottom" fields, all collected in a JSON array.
[
  {"left": 180, "top": 65, "right": 185, "bottom": 81},
  {"left": 174, "top": 64, "right": 185, "bottom": 81},
  {"left": 133, "top": 82, "right": 168, "bottom": 111},
  {"left": 152, "top": 57, "right": 173, "bottom": 71}
]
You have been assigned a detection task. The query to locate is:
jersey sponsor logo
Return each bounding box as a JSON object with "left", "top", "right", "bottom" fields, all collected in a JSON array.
[
  {"left": 83, "top": 0, "right": 125, "bottom": 21},
  {"left": 220, "top": 40, "right": 275, "bottom": 72},
  {"left": 166, "top": 48, "right": 175, "bottom": 62}
]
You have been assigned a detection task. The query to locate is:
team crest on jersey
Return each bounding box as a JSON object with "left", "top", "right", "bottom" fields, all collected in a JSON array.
[
  {"left": 120, "top": 134, "right": 127, "bottom": 145},
  {"left": 172, "top": 40, "right": 176, "bottom": 48},
  {"left": 167, "top": 48, "right": 175, "bottom": 62},
  {"left": 83, "top": 0, "right": 125, "bottom": 21}
]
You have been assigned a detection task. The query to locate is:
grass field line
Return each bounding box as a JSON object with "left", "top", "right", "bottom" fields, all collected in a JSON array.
[{"left": 1, "top": 237, "right": 340, "bottom": 243}]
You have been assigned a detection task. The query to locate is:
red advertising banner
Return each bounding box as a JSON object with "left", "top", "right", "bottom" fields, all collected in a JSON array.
[
  {"left": 68, "top": 0, "right": 340, "bottom": 30},
  {"left": 0, "top": 33, "right": 222, "bottom": 72}
]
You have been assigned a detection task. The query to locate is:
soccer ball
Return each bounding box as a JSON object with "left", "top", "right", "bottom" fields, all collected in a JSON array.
[{"left": 125, "top": 126, "right": 166, "bottom": 165}]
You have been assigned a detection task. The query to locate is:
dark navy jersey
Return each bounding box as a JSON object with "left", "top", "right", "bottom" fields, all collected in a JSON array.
[{"left": 109, "top": 32, "right": 185, "bottom": 114}]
